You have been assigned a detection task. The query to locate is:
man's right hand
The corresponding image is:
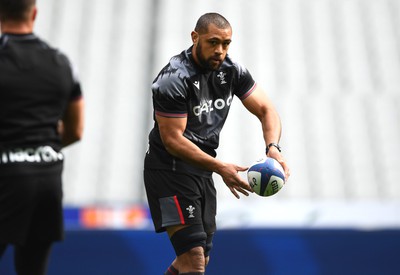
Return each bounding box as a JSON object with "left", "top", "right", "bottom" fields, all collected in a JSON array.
[{"left": 217, "top": 163, "right": 254, "bottom": 199}]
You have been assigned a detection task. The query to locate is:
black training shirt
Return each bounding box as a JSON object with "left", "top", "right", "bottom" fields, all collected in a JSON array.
[
  {"left": 145, "top": 47, "right": 256, "bottom": 177},
  {"left": 0, "top": 33, "right": 82, "bottom": 151}
]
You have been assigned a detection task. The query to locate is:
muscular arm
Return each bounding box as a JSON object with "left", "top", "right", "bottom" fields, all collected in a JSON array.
[
  {"left": 242, "top": 86, "right": 290, "bottom": 180},
  {"left": 156, "top": 114, "right": 253, "bottom": 198},
  {"left": 59, "top": 98, "right": 84, "bottom": 147}
]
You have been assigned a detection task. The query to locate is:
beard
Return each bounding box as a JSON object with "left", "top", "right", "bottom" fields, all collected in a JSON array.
[{"left": 195, "top": 42, "right": 223, "bottom": 71}]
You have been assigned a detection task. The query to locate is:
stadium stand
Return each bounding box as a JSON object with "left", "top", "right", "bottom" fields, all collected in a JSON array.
[{"left": 31, "top": 0, "right": 400, "bottom": 226}]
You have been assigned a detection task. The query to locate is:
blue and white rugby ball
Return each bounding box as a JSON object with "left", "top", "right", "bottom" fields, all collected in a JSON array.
[{"left": 247, "top": 157, "right": 285, "bottom": 197}]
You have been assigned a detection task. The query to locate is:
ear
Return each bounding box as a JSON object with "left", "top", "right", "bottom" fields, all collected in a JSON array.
[
  {"left": 32, "top": 6, "right": 37, "bottom": 21},
  {"left": 191, "top": 31, "right": 199, "bottom": 45}
]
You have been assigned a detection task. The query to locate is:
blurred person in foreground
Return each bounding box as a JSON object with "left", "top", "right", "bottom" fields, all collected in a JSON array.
[
  {"left": 0, "top": 0, "right": 84, "bottom": 274},
  {"left": 144, "top": 12, "right": 290, "bottom": 274}
]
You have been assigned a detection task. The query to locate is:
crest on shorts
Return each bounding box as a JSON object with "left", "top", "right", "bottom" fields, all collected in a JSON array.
[{"left": 186, "top": 205, "right": 195, "bottom": 218}]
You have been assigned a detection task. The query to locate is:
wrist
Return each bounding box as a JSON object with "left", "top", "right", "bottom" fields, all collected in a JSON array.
[{"left": 266, "top": 143, "right": 281, "bottom": 155}]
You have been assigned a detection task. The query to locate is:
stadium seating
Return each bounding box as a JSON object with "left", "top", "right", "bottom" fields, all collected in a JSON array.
[{"left": 33, "top": 0, "right": 400, "bottom": 227}]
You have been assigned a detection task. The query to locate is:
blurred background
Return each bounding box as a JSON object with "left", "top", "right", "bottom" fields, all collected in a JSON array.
[{"left": 2, "top": 0, "right": 400, "bottom": 274}]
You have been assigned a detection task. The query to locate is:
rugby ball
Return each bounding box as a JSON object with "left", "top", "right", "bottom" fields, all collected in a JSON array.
[{"left": 247, "top": 157, "right": 285, "bottom": 197}]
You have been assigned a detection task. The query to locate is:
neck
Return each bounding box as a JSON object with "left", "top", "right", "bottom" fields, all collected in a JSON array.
[
  {"left": 191, "top": 46, "right": 200, "bottom": 66},
  {"left": 1, "top": 21, "right": 34, "bottom": 34}
]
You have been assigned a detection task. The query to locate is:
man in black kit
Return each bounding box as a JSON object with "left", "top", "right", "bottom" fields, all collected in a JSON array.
[
  {"left": 144, "top": 12, "right": 290, "bottom": 275},
  {"left": 0, "top": 0, "right": 84, "bottom": 274}
]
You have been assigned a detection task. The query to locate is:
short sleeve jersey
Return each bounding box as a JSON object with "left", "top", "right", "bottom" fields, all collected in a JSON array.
[
  {"left": 0, "top": 34, "right": 82, "bottom": 151},
  {"left": 145, "top": 47, "right": 256, "bottom": 177}
]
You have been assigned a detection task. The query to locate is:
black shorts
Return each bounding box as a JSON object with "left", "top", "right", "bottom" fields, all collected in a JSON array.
[
  {"left": 144, "top": 169, "right": 217, "bottom": 234},
  {"left": 0, "top": 161, "right": 64, "bottom": 246}
]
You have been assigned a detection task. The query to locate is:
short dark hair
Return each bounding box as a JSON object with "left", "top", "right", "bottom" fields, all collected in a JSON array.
[
  {"left": 0, "top": 0, "right": 36, "bottom": 21},
  {"left": 194, "top": 12, "right": 231, "bottom": 34}
]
